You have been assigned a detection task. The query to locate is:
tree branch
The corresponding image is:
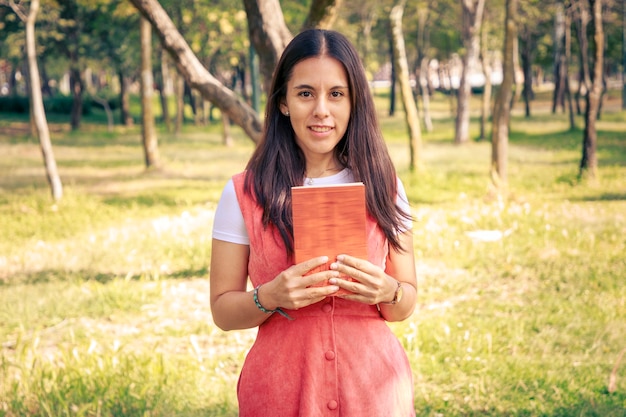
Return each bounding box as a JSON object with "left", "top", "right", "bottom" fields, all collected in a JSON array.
[{"left": 128, "top": 0, "right": 262, "bottom": 143}]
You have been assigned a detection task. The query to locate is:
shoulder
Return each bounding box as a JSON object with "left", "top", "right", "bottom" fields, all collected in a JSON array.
[
  {"left": 232, "top": 171, "right": 247, "bottom": 191},
  {"left": 396, "top": 177, "right": 408, "bottom": 202}
]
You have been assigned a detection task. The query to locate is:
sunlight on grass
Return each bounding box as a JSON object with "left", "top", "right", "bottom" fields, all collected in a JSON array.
[{"left": 1, "top": 93, "right": 625, "bottom": 415}]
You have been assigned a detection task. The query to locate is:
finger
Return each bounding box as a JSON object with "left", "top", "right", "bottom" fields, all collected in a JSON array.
[
  {"left": 335, "top": 254, "right": 375, "bottom": 274},
  {"left": 329, "top": 276, "right": 360, "bottom": 291},
  {"left": 330, "top": 261, "right": 368, "bottom": 284},
  {"left": 293, "top": 256, "right": 330, "bottom": 275},
  {"left": 303, "top": 269, "right": 340, "bottom": 286}
]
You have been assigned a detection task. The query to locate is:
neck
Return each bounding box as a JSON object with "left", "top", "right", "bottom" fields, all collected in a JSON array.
[{"left": 305, "top": 164, "right": 341, "bottom": 179}]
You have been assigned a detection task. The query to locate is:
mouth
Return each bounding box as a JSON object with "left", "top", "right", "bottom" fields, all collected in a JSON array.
[{"left": 309, "top": 125, "right": 334, "bottom": 133}]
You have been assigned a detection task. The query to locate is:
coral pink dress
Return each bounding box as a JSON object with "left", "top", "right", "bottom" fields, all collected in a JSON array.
[{"left": 232, "top": 172, "right": 415, "bottom": 417}]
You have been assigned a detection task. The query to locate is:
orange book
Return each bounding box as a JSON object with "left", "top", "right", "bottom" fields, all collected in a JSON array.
[{"left": 291, "top": 182, "right": 367, "bottom": 295}]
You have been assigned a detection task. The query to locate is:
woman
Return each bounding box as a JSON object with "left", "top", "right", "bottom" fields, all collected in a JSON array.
[{"left": 210, "top": 29, "right": 417, "bottom": 416}]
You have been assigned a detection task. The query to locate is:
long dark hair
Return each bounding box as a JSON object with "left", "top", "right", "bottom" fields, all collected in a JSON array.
[{"left": 245, "top": 29, "right": 411, "bottom": 254}]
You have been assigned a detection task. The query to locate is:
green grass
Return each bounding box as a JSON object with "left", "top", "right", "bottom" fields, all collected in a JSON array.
[{"left": 1, "top": 92, "right": 625, "bottom": 416}]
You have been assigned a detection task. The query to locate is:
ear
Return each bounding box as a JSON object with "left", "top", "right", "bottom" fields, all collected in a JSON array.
[{"left": 279, "top": 100, "right": 289, "bottom": 116}]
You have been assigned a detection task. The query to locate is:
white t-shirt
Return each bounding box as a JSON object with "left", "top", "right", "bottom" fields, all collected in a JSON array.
[{"left": 212, "top": 168, "right": 411, "bottom": 245}]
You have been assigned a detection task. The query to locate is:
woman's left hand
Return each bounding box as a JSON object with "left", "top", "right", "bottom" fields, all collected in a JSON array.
[{"left": 329, "top": 254, "right": 398, "bottom": 305}]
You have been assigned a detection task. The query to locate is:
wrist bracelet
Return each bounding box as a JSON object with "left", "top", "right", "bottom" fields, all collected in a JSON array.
[{"left": 253, "top": 285, "right": 293, "bottom": 320}]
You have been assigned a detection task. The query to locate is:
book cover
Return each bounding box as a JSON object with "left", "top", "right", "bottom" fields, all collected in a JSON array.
[{"left": 291, "top": 182, "right": 367, "bottom": 295}]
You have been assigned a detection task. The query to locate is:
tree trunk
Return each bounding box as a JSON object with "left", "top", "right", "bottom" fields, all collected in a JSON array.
[
  {"left": 222, "top": 113, "right": 233, "bottom": 146},
  {"left": 140, "top": 16, "right": 160, "bottom": 169},
  {"left": 249, "top": 45, "right": 261, "bottom": 112},
  {"left": 579, "top": 0, "right": 603, "bottom": 182},
  {"left": 22, "top": 58, "right": 37, "bottom": 137},
  {"left": 69, "top": 66, "right": 83, "bottom": 130},
  {"left": 390, "top": 0, "right": 421, "bottom": 171},
  {"left": 520, "top": 31, "right": 534, "bottom": 118},
  {"left": 92, "top": 95, "right": 114, "bottom": 132},
  {"left": 575, "top": 4, "right": 591, "bottom": 117},
  {"left": 174, "top": 70, "right": 184, "bottom": 136},
  {"left": 23, "top": 0, "right": 63, "bottom": 200},
  {"left": 455, "top": 0, "right": 485, "bottom": 144},
  {"left": 479, "top": 19, "right": 492, "bottom": 141},
  {"left": 623, "top": 0, "right": 626, "bottom": 110},
  {"left": 388, "top": 31, "right": 396, "bottom": 117},
  {"left": 158, "top": 48, "right": 172, "bottom": 132},
  {"left": 129, "top": 0, "right": 262, "bottom": 143},
  {"left": 357, "top": 10, "right": 377, "bottom": 71},
  {"left": 510, "top": 35, "right": 523, "bottom": 109},
  {"left": 564, "top": 6, "right": 576, "bottom": 129},
  {"left": 242, "top": 0, "right": 292, "bottom": 93},
  {"left": 491, "top": 0, "right": 518, "bottom": 189},
  {"left": 419, "top": 57, "right": 433, "bottom": 132},
  {"left": 417, "top": 8, "right": 433, "bottom": 132},
  {"left": 303, "top": 0, "right": 342, "bottom": 30},
  {"left": 118, "top": 72, "right": 133, "bottom": 126},
  {"left": 552, "top": 4, "right": 566, "bottom": 113}
]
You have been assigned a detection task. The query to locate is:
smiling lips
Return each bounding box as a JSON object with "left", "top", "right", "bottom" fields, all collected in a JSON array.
[{"left": 310, "top": 125, "right": 333, "bottom": 133}]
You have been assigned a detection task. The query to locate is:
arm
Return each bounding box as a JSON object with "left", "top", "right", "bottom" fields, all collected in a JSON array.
[
  {"left": 210, "top": 239, "right": 343, "bottom": 331},
  {"left": 377, "top": 231, "right": 417, "bottom": 321},
  {"left": 209, "top": 239, "right": 269, "bottom": 330}
]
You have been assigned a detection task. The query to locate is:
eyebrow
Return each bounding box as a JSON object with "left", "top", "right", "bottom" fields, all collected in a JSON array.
[{"left": 293, "top": 84, "right": 349, "bottom": 90}]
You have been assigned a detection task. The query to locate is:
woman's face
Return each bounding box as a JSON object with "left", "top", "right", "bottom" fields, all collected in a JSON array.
[{"left": 280, "top": 56, "right": 351, "bottom": 165}]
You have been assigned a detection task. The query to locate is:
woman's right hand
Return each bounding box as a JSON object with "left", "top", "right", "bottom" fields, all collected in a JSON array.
[{"left": 257, "top": 256, "right": 340, "bottom": 311}]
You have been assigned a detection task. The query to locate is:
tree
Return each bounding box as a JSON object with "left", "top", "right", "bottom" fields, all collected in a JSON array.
[
  {"left": 242, "top": 0, "right": 292, "bottom": 93},
  {"left": 491, "top": 0, "right": 518, "bottom": 189},
  {"left": 390, "top": 0, "right": 422, "bottom": 171},
  {"left": 129, "top": 0, "right": 342, "bottom": 144},
  {"left": 89, "top": 0, "right": 139, "bottom": 127},
  {"left": 517, "top": 1, "right": 554, "bottom": 119},
  {"left": 244, "top": 0, "right": 343, "bottom": 94},
  {"left": 553, "top": 3, "right": 567, "bottom": 113},
  {"left": 140, "top": 15, "right": 160, "bottom": 168},
  {"left": 416, "top": 6, "right": 433, "bottom": 133},
  {"left": 622, "top": 0, "right": 626, "bottom": 109},
  {"left": 479, "top": 12, "right": 493, "bottom": 141},
  {"left": 1, "top": 0, "right": 63, "bottom": 201},
  {"left": 455, "top": 0, "right": 485, "bottom": 144},
  {"left": 303, "top": 0, "right": 342, "bottom": 30},
  {"left": 54, "top": 0, "right": 91, "bottom": 131},
  {"left": 579, "top": 0, "right": 604, "bottom": 181},
  {"left": 128, "top": 0, "right": 262, "bottom": 143},
  {"left": 553, "top": 2, "right": 576, "bottom": 129}
]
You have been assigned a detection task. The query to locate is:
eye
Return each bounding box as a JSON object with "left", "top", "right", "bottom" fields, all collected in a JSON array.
[
  {"left": 330, "top": 91, "right": 345, "bottom": 98},
  {"left": 299, "top": 91, "right": 313, "bottom": 98}
]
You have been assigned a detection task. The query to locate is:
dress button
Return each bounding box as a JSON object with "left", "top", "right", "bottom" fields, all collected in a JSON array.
[
  {"left": 325, "top": 350, "right": 336, "bottom": 360},
  {"left": 321, "top": 303, "right": 332, "bottom": 313},
  {"left": 327, "top": 400, "right": 338, "bottom": 410}
]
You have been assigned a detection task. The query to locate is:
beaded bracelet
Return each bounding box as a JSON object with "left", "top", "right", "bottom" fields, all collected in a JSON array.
[{"left": 253, "top": 285, "right": 293, "bottom": 320}]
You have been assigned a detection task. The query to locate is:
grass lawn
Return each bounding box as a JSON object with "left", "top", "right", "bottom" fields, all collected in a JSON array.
[{"left": 0, "top": 91, "right": 625, "bottom": 416}]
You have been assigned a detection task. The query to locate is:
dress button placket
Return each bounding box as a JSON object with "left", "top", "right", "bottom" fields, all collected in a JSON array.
[
  {"left": 321, "top": 298, "right": 338, "bottom": 414},
  {"left": 327, "top": 400, "right": 338, "bottom": 410}
]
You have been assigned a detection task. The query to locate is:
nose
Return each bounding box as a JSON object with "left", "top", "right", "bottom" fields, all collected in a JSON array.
[{"left": 313, "top": 97, "right": 330, "bottom": 118}]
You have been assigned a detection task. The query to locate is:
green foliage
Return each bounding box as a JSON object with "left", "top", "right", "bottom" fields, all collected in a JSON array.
[
  {"left": 0, "top": 96, "right": 30, "bottom": 113},
  {"left": 0, "top": 94, "right": 117, "bottom": 115},
  {"left": 0, "top": 92, "right": 625, "bottom": 415}
]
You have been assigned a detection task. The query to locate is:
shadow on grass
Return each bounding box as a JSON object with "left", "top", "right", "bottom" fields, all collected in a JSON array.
[
  {"left": 570, "top": 193, "right": 626, "bottom": 202},
  {"left": 2, "top": 267, "right": 209, "bottom": 286},
  {"left": 510, "top": 126, "right": 626, "bottom": 163}
]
